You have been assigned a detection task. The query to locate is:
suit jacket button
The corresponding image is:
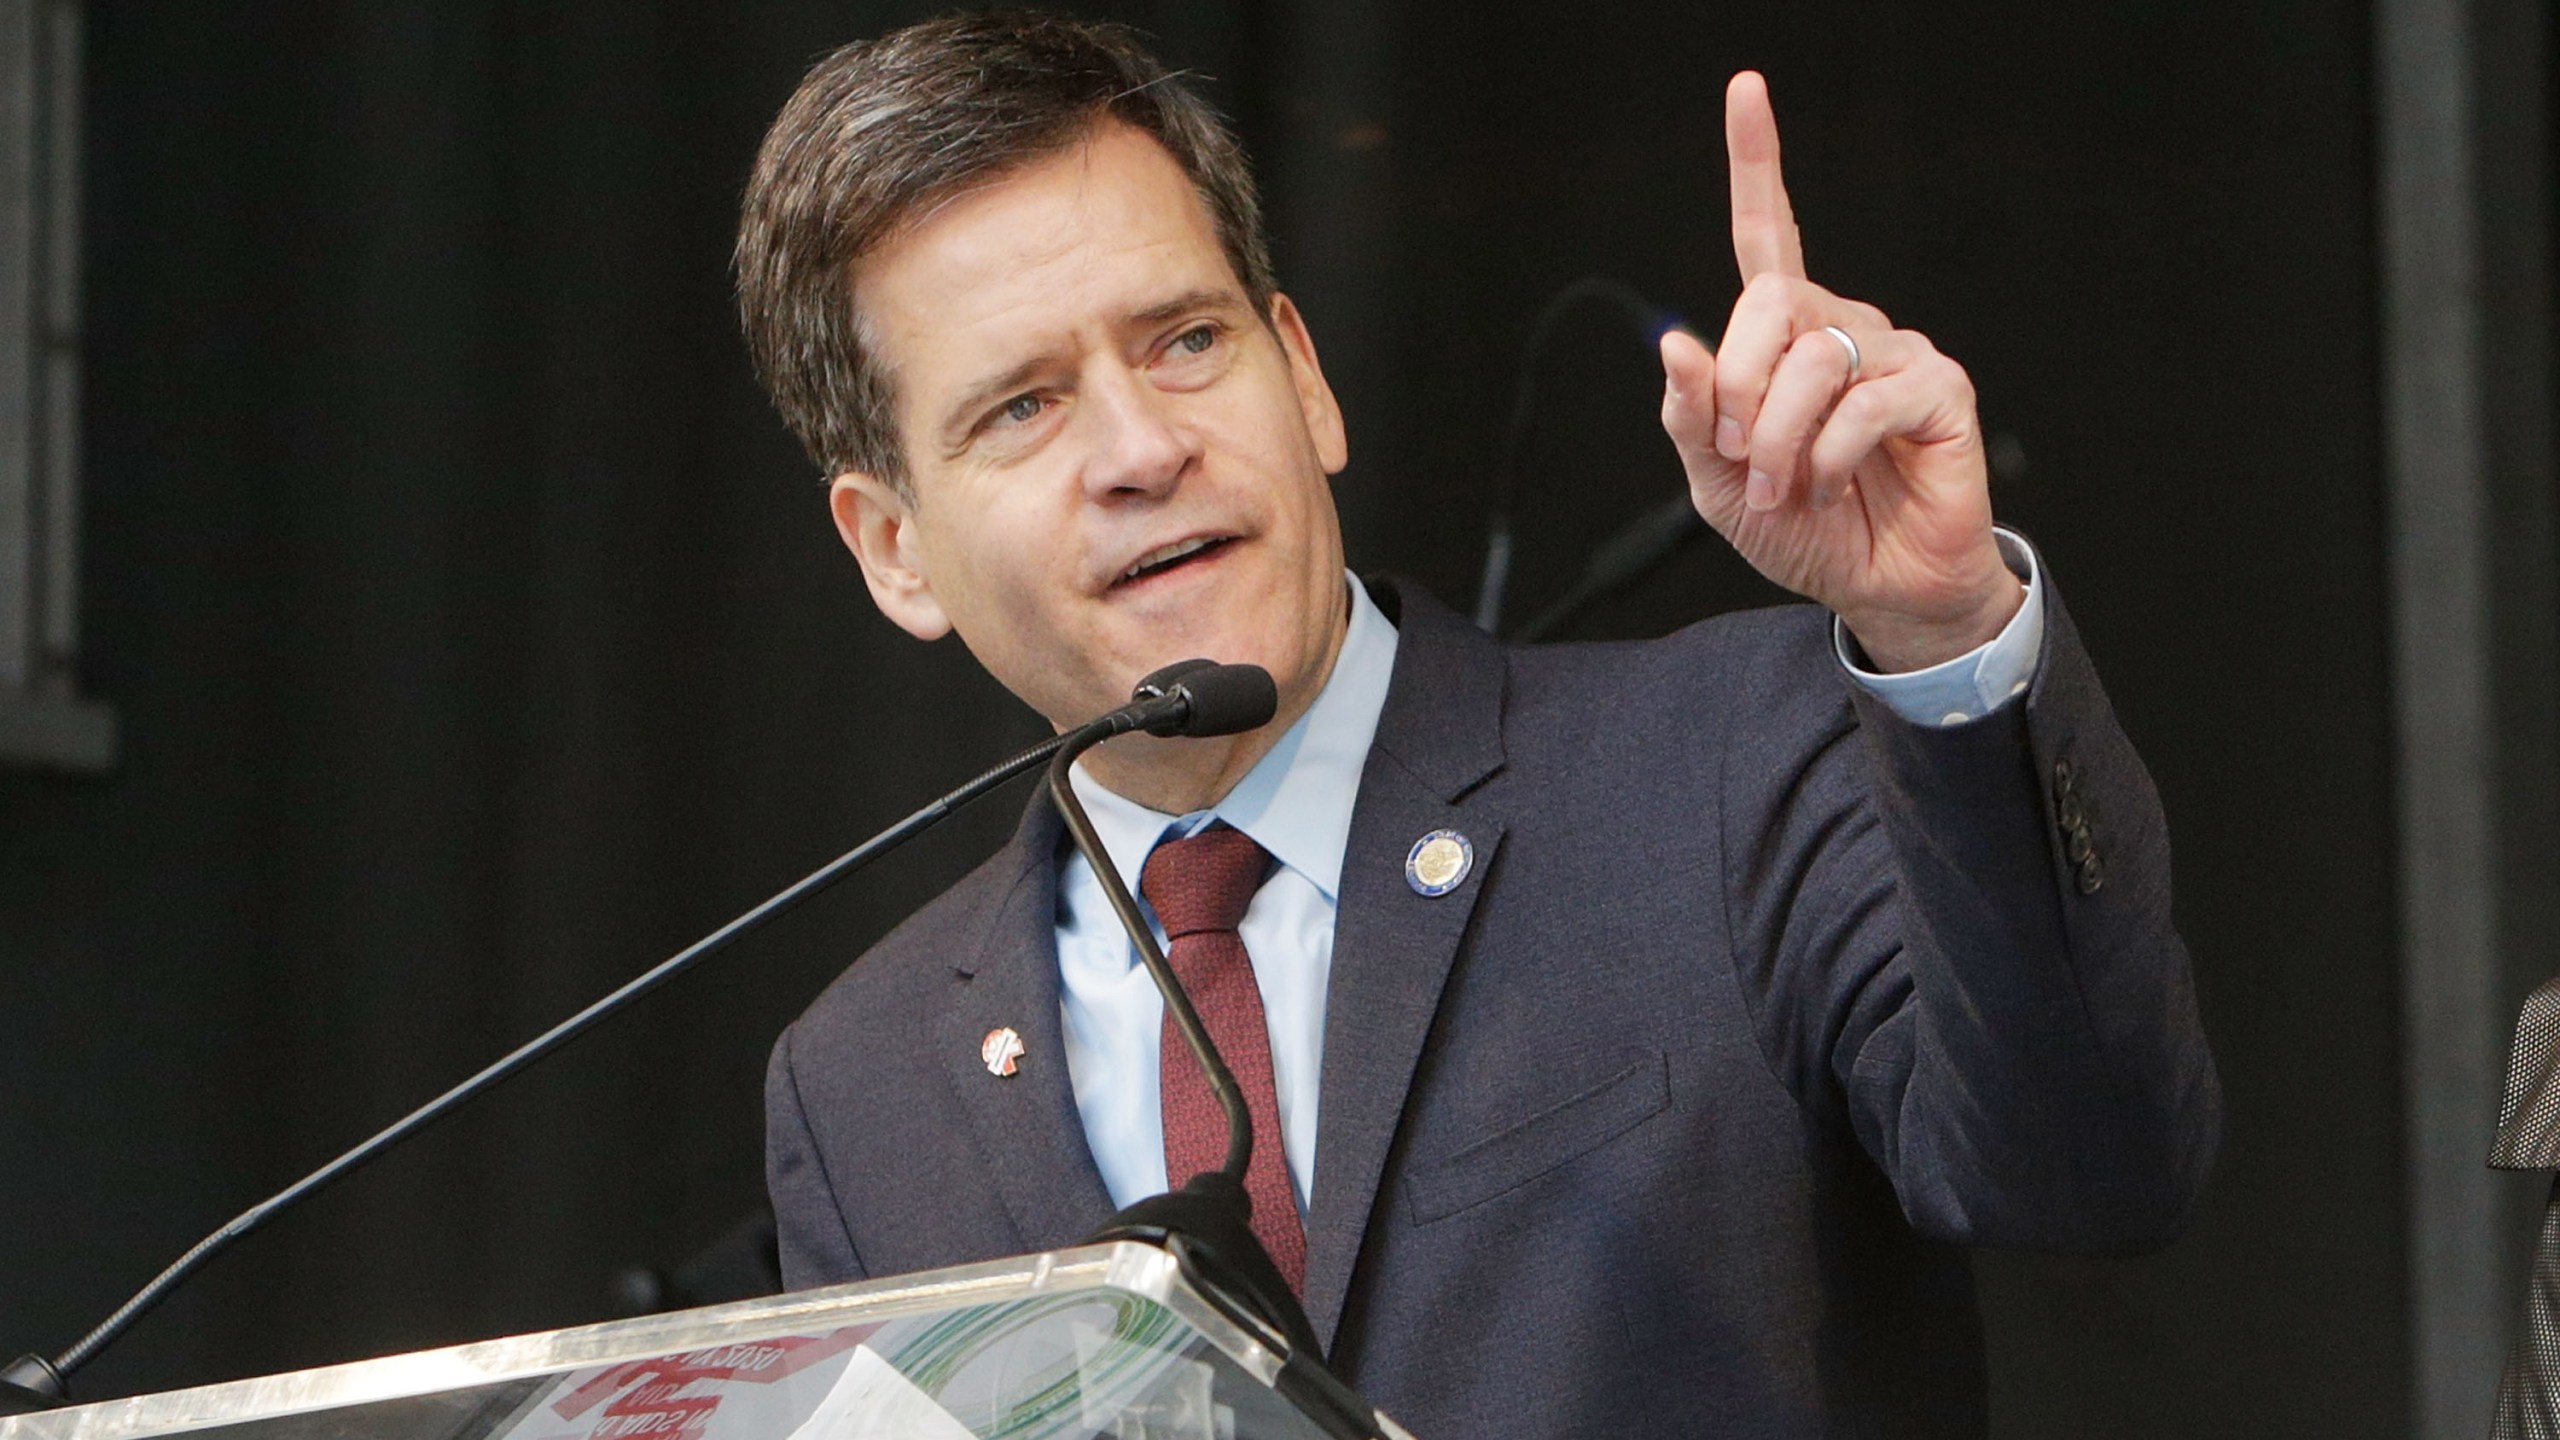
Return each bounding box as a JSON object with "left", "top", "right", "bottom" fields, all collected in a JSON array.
[
  {"left": 2053, "top": 758, "right": 2075, "bottom": 790},
  {"left": 2075, "top": 851, "right": 2105, "bottom": 895},
  {"left": 2057, "top": 790, "right": 2088, "bottom": 832},
  {"left": 2064, "top": 824, "right": 2093, "bottom": 865}
]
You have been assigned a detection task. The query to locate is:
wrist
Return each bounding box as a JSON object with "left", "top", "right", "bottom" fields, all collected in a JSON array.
[{"left": 1840, "top": 566, "right": 2025, "bottom": 673}]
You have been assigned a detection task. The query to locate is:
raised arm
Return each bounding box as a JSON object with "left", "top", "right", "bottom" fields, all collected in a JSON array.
[{"left": 1660, "top": 72, "right": 2023, "bottom": 674}]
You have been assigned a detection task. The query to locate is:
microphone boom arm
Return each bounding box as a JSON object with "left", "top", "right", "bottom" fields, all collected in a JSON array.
[
  {"left": 1039, "top": 665, "right": 1384, "bottom": 1440},
  {"left": 5, "top": 730, "right": 1072, "bottom": 1404},
  {"left": 1045, "top": 724, "right": 1255, "bottom": 1183}
]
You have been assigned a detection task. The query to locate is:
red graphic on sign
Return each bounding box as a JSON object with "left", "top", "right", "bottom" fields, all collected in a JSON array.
[{"left": 534, "top": 1327, "right": 878, "bottom": 1440}]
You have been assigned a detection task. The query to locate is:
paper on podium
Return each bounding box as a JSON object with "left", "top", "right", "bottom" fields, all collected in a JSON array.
[{"left": 780, "top": 1347, "right": 972, "bottom": 1440}]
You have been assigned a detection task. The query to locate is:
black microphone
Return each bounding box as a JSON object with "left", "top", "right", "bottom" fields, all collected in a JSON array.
[
  {"left": 1473, "top": 274, "right": 1692, "bottom": 635},
  {"left": 1509, "top": 494, "right": 1706, "bottom": 643},
  {"left": 1084, "top": 658, "right": 1279, "bottom": 742},
  {"left": 1041, "top": 663, "right": 1387, "bottom": 1440},
  {"left": 0, "top": 674, "right": 1222, "bottom": 1414}
]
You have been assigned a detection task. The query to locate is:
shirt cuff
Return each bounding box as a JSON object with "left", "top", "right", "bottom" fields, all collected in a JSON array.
[{"left": 1832, "top": 528, "right": 2044, "bottom": 727}]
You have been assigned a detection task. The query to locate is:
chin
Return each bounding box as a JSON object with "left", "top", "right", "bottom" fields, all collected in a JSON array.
[{"left": 1106, "top": 571, "right": 1335, "bottom": 709}]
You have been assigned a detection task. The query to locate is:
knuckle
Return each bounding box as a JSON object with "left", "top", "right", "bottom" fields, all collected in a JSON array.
[{"left": 1716, "top": 366, "right": 1764, "bottom": 410}]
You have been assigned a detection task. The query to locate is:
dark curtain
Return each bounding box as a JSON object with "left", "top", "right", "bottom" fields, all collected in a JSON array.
[{"left": 1, "top": 2, "right": 2411, "bottom": 1434}]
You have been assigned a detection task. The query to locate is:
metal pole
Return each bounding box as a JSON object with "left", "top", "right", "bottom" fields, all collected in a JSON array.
[
  {"left": 2380, "top": 0, "right": 2559, "bottom": 1430},
  {"left": 0, "top": 0, "right": 113, "bottom": 773}
]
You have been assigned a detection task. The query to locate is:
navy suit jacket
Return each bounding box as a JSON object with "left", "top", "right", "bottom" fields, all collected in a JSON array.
[{"left": 766, "top": 575, "right": 2221, "bottom": 1438}]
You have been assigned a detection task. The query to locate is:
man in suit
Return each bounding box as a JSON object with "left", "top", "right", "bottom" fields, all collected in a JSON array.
[{"left": 735, "top": 12, "right": 2220, "bottom": 1437}]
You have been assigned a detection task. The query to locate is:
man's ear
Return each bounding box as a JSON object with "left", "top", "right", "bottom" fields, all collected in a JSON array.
[
  {"left": 829, "top": 473, "right": 953, "bottom": 641},
  {"left": 1267, "top": 293, "right": 1348, "bottom": 476}
]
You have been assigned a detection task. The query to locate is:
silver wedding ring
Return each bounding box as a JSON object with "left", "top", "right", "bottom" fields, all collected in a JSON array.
[{"left": 1822, "top": 325, "right": 1862, "bottom": 381}]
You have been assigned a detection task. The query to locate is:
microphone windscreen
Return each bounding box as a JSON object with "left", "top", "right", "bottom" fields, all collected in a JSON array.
[
  {"left": 1131, "top": 658, "right": 1218, "bottom": 701},
  {"left": 1169, "top": 664, "right": 1278, "bottom": 737}
]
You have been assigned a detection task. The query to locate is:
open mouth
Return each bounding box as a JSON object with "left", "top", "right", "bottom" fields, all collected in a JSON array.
[{"left": 1115, "top": 535, "right": 1235, "bottom": 588}]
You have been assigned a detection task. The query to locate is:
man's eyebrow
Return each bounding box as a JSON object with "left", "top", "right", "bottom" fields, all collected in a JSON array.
[{"left": 1127, "top": 287, "right": 1247, "bottom": 328}]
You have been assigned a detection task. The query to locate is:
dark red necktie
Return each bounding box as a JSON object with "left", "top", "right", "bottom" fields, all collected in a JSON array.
[{"left": 1139, "top": 823, "right": 1308, "bottom": 1294}]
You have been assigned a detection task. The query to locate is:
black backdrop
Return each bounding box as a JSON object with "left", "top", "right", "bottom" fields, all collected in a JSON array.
[{"left": 0, "top": 2, "right": 2465, "bottom": 1433}]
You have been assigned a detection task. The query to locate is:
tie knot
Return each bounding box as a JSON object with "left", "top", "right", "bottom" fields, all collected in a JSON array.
[{"left": 1140, "top": 824, "right": 1272, "bottom": 939}]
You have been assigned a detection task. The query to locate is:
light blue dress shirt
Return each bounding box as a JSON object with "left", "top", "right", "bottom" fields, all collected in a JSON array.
[
  {"left": 1831, "top": 528, "right": 2045, "bottom": 725},
  {"left": 1057, "top": 535, "right": 2046, "bottom": 1213}
]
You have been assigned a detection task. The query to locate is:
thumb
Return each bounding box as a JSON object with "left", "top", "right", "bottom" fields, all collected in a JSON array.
[
  {"left": 1659, "top": 329, "right": 1721, "bottom": 455},
  {"left": 1660, "top": 329, "right": 1740, "bottom": 501}
]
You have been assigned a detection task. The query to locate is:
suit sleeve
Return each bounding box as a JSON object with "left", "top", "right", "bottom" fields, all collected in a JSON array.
[
  {"left": 765, "top": 1022, "right": 871, "bottom": 1290},
  {"left": 1719, "top": 580, "right": 2221, "bottom": 1254}
]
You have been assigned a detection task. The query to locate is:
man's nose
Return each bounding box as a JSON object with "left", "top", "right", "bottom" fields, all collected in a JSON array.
[{"left": 1078, "top": 368, "right": 1194, "bottom": 500}]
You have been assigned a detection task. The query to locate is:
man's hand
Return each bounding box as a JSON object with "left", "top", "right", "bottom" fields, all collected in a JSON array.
[{"left": 1659, "top": 72, "right": 2021, "bottom": 673}]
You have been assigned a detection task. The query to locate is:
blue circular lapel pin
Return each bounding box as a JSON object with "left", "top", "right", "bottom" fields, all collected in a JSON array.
[{"left": 1405, "top": 830, "right": 1474, "bottom": 897}]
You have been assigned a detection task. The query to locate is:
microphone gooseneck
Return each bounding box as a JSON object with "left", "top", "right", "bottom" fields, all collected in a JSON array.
[
  {"left": 1047, "top": 662, "right": 1385, "bottom": 1440},
  {"left": 1048, "top": 661, "right": 1277, "bottom": 1184},
  {"left": 7, "top": 722, "right": 1077, "bottom": 1405}
]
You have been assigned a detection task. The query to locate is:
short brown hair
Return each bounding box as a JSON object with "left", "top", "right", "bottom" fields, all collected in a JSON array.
[{"left": 734, "top": 10, "right": 1276, "bottom": 491}]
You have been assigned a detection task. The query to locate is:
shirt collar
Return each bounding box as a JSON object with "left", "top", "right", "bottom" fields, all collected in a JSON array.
[{"left": 1068, "top": 574, "right": 1399, "bottom": 902}]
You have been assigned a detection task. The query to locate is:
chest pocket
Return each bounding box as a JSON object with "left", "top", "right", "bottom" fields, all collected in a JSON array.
[{"left": 1405, "top": 1052, "right": 1670, "bottom": 1223}]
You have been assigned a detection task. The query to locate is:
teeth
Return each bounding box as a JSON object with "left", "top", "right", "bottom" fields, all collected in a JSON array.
[{"left": 1124, "top": 536, "right": 1215, "bottom": 580}]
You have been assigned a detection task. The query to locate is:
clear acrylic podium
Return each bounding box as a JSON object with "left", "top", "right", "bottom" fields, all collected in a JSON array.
[{"left": 0, "top": 1243, "right": 1410, "bottom": 1440}]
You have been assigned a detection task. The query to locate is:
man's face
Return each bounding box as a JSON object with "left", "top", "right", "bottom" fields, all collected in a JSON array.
[{"left": 832, "top": 122, "right": 1350, "bottom": 738}]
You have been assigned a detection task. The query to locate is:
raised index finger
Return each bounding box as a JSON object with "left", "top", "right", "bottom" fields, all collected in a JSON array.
[{"left": 1726, "top": 71, "right": 1805, "bottom": 282}]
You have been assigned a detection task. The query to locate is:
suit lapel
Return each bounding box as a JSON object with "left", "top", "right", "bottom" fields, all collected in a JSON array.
[
  {"left": 936, "top": 790, "right": 1118, "bottom": 1253},
  {"left": 1301, "top": 581, "right": 1509, "bottom": 1350}
]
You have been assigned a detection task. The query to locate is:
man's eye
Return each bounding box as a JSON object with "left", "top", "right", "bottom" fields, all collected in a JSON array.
[
  {"left": 997, "top": 393, "right": 1044, "bottom": 425},
  {"left": 1173, "top": 324, "right": 1218, "bottom": 355}
]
